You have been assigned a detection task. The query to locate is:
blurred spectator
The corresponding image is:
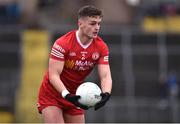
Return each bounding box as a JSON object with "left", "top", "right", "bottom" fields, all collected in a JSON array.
[
  {"left": 0, "top": 0, "right": 21, "bottom": 24},
  {"left": 158, "top": 70, "right": 179, "bottom": 109},
  {"left": 165, "top": 4, "right": 177, "bottom": 15},
  {"left": 6, "top": 0, "right": 21, "bottom": 24},
  {"left": 166, "top": 70, "right": 178, "bottom": 98},
  {"left": 140, "top": 0, "right": 179, "bottom": 18}
]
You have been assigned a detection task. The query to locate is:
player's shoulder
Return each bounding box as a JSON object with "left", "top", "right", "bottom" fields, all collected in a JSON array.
[
  {"left": 55, "top": 30, "right": 76, "bottom": 44},
  {"left": 94, "top": 36, "right": 108, "bottom": 47}
]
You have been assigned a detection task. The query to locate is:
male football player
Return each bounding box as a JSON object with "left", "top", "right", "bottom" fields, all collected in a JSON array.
[{"left": 37, "top": 5, "right": 112, "bottom": 123}]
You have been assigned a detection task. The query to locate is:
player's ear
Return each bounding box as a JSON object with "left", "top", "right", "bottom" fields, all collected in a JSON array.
[
  {"left": 78, "top": 17, "right": 86, "bottom": 27},
  {"left": 78, "top": 19, "right": 82, "bottom": 27}
]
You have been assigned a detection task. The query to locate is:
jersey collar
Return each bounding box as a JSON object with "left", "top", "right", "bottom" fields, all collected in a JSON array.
[{"left": 76, "top": 31, "right": 93, "bottom": 49}]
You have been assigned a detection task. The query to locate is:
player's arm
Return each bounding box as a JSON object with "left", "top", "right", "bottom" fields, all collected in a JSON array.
[
  {"left": 98, "top": 64, "right": 112, "bottom": 93},
  {"left": 95, "top": 64, "right": 112, "bottom": 110},
  {"left": 48, "top": 58, "right": 89, "bottom": 110},
  {"left": 49, "top": 40, "right": 71, "bottom": 97},
  {"left": 48, "top": 58, "right": 66, "bottom": 94}
]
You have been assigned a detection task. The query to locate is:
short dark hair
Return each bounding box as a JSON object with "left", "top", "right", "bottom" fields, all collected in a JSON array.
[{"left": 78, "top": 5, "right": 103, "bottom": 19}]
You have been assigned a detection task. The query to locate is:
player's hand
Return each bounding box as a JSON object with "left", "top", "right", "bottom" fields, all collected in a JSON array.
[
  {"left": 94, "top": 92, "right": 111, "bottom": 110},
  {"left": 65, "top": 94, "right": 89, "bottom": 110}
]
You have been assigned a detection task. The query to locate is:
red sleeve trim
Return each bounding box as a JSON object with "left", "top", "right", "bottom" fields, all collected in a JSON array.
[{"left": 50, "top": 54, "right": 65, "bottom": 61}]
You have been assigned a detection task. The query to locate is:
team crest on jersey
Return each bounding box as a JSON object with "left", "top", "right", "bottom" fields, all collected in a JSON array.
[{"left": 92, "top": 52, "right": 100, "bottom": 60}]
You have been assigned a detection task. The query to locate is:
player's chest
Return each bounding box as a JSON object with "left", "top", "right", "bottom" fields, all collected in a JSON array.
[
  {"left": 64, "top": 48, "right": 100, "bottom": 71},
  {"left": 67, "top": 50, "right": 99, "bottom": 61}
]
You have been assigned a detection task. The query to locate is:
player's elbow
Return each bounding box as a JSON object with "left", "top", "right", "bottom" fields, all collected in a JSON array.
[{"left": 48, "top": 71, "right": 59, "bottom": 84}]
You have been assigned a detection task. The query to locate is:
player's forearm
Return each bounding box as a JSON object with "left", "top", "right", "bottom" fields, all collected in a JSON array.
[
  {"left": 49, "top": 74, "right": 67, "bottom": 94},
  {"left": 100, "top": 75, "right": 112, "bottom": 93}
]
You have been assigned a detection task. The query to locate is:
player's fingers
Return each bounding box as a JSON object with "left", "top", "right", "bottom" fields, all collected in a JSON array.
[
  {"left": 75, "top": 95, "right": 81, "bottom": 99},
  {"left": 79, "top": 104, "right": 89, "bottom": 110},
  {"left": 75, "top": 102, "right": 89, "bottom": 110},
  {"left": 71, "top": 95, "right": 80, "bottom": 101}
]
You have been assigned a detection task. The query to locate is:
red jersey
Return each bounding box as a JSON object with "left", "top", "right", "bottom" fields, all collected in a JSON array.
[{"left": 44, "top": 30, "right": 109, "bottom": 93}]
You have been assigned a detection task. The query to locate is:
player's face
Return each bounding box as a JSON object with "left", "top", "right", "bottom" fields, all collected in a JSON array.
[{"left": 79, "top": 16, "right": 102, "bottom": 39}]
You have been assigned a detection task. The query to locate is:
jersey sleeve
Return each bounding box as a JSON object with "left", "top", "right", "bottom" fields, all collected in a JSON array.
[
  {"left": 50, "top": 37, "right": 68, "bottom": 61},
  {"left": 98, "top": 43, "right": 109, "bottom": 64}
]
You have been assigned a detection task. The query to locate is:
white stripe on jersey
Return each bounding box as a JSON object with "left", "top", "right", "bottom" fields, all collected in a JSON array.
[
  {"left": 51, "top": 50, "right": 64, "bottom": 57},
  {"left": 51, "top": 52, "right": 64, "bottom": 58},
  {"left": 52, "top": 48, "right": 64, "bottom": 55},
  {"left": 51, "top": 48, "right": 64, "bottom": 58},
  {"left": 104, "top": 56, "right": 109, "bottom": 62}
]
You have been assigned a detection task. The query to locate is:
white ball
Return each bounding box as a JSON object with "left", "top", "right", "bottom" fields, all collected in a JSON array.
[{"left": 76, "top": 82, "right": 102, "bottom": 107}]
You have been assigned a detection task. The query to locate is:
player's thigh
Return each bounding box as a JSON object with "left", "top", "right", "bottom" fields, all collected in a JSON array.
[
  {"left": 42, "top": 106, "right": 64, "bottom": 123},
  {"left": 64, "top": 113, "right": 85, "bottom": 123}
]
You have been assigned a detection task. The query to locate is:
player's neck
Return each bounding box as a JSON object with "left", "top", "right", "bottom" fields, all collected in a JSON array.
[{"left": 77, "top": 30, "right": 93, "bottom": 45}]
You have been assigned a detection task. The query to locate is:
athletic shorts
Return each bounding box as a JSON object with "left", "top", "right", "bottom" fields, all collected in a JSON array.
[{"left": 37, "top": 80, "right": 84, "bottom": 115}]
